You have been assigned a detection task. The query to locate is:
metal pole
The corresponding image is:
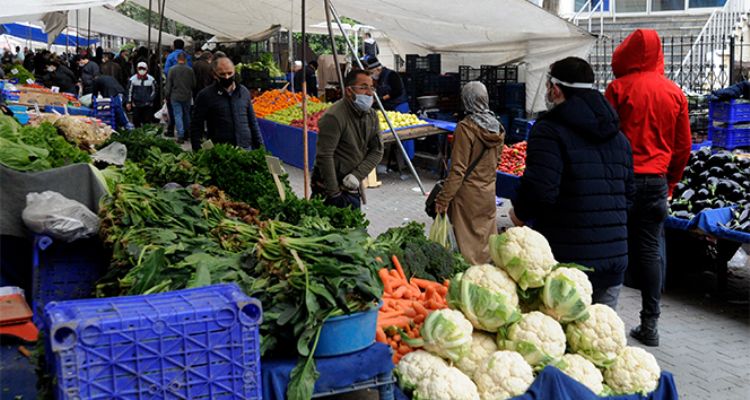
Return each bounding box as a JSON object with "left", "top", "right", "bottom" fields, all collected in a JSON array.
[
  {"left": 147, "top": 0, "right": 153, "bottom": 51},
  {"left": 324, "top": 0, "right": 345, "bottom": 93},
  {"left": 87, "top": 8, "right": 91, "bottom": 51},
  {"left": 76, "top": 10, "right": 80, "bottom": 51},
  {"left": 157, "top": 0, "right": 167, "bottom": 103},
  {"left": 302, "top": 0, "right": 310, "bottom": 199},
  {"left": 328, "top": 0, "right": 426, "bottom": 195}
]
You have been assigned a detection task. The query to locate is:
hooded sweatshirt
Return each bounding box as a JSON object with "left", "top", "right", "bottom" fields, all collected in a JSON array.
[
  {"left": 605, "top": 29, "right": 692, "bottom": 194},
  {"left": 513, "top": 90, "right": 636, "bottom": 289}
]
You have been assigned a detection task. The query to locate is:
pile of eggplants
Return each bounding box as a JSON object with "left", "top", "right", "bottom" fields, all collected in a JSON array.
[{"left": 670, "top": 148, "right": 750, "bottom": 233}]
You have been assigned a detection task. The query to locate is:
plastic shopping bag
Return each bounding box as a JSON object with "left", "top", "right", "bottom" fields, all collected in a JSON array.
[
  {"left": 91, "top": 142, "right": 127, "bottom": 166},
  {"left": 154, "top": 102, "right": 169, "bottom": 124},
  {"left": 429, "top": 214, "right": 457, "bottom": 251},
  {"left": 22, "top": 191, "right": 99, "bottom": 242}
]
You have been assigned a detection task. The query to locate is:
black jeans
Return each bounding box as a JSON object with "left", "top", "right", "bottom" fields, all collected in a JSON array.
[
  {"left": 628, "top": 175, "right": 668, "bottom": 320},
  {"left": 132, "top": 106, "right": 154, "bottom": 127}
]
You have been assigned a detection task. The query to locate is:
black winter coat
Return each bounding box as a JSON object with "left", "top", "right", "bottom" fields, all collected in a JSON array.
[
  {"left": 513, "top": 90, "right": 635, "bottom": 289},
  {"left": 191, "top": 83, "right": 264, "bottom": 151}
]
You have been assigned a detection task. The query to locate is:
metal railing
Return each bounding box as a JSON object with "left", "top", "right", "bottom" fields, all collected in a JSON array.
[
  {"left": 571, "top": 0, "right": 607, "bottom": 36},
  {"left": 674, "top": 0, "right": 749, "bottom": 84}
]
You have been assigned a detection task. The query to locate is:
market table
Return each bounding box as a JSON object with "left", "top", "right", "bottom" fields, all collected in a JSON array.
[
  {"left": 261, "top": 342, "right": 395, "bottom": 399},
  {"left": 394, "top": 366, "right": 678, "bottom": 400},
  {"left": 257, "top": 118, "right": 451, "bottom": 170}
]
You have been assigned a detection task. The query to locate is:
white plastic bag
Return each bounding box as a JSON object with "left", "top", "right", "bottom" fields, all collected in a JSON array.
[
  {"left": 91, "top": 142, "right": 127, "bottom": 166},
  {"left": 79, "top": 94, "right": 93, "bottom": 107},
  {"left": 22, "top": 192, "right": 99, "bottom": 242},
  {"left": 154, "top": 102, "right": 169, "bottom": 124}
]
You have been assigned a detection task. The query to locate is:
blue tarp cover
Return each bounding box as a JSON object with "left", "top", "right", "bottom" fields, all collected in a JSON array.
[
  {"left": 261, "top": 342, "right": 394, "bottom": 399},
  {"left": 395, "top": 366, "right": 678, "bottom": 400},
  {"left": 665, "top": 207, "right": 750, "bottom": 243},
  {"left": 1, "top": 23, "right": 98, "bottom": 47}
]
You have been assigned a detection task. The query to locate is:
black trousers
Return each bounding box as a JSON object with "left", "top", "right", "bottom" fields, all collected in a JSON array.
[
  {"left": 132, "top": 106, "right": 154, "bottom": 128},
  {"left": 627, "top": 175, "right": 668, "bottom": 320}
]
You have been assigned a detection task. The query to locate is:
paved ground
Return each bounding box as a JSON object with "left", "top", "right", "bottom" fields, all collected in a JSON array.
[{"left": 284, "top": 164, "right": 750, "bottom": 400}]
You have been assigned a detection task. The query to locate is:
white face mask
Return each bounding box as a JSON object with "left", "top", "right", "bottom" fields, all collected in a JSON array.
[
  {"left": 46, "top": 66, "right": 56, "bottom": 72},
  {"left": 138, "top": 68, "right": 147, "bottom": 75},
  {"left": 545, "top": 88, "right": 556, "bottom": 111},
  {"left": 353, "top": 94, "right": 374, "bottom": 111}
]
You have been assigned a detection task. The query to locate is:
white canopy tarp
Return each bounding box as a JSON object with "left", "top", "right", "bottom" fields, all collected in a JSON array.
[
  {"left": 129, "top": 0, "right": 595, "bottom": 112},
  {"left": 0, "top": 0, "right": 120, "bottom": 19}
]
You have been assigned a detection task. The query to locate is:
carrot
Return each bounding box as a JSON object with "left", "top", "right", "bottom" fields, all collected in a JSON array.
[
  {"left": 425, "top": 286, "right": 437, "bottom": 301},
  {"left": 414, "top": 313, "right": 426, "bottom": 323},
  {"left": 378, "top": 269, "right": 394, "bottom": 293},
  {"left": 392, "top": 255, "right": 407, "bottom": 281},
  {"left": 398, "top": 344, "right": 411, "bottom": 355},
  {"left": 392, "top": 286, "right": 408, "bottom": 299},
  {"left": 376, "top": 327, "right": 387, "bottom": 342},
  {"left": 389, "top": 269, "right": 400, "bottom": 280},
  {"left": 393, "top": 334, "right": 402, "bottom": 341},
  {"left": 435, "top": 285, "right": 448, "bottom": 296},
  {"left": 403, "top": 307, "right": 417, "bottom": 318},
  {"left": 378, "top": 310, "right": 405, "bottom": 319},
  {"left": 379, "top": 316, "right": 411, "bottom": 329},
  {"left": 412, "top": 301, "right": 428, "bottom": 316},
  {"left": 411, "top": 278, "right": 441, "bottom": 290},
  {"left": 393, "top": 354, "right": 402, "bottom": 364}
]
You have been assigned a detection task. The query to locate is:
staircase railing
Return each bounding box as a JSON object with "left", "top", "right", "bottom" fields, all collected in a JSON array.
[
  {"left": 571, "top": 0, "right": 606, "bottom": 36},
  {"left": 673, "top": 0, "right": 750, "bottom": 91}
]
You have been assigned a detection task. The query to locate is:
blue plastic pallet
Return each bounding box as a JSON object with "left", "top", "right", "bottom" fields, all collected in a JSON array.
[
  {"left": 43, "top": 283, "right": 263, "bottom": 400},
  {"left": 709, "top": 99, "right": 750, "bottom": 124},
  {"left": 32, "top": 235, "right": 107, "bottom": 324},
  {"left": 709, "top": 124, "right": 750, "bottom": 149}
]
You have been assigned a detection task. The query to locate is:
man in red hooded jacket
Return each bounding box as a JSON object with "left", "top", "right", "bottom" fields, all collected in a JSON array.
[{"left": 605, "top": 29, "right": 692, "bottom": 347}]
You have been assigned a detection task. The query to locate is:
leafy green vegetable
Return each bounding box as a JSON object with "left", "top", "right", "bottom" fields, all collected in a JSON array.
[
  {"left": 141, "top": 147, "right": 210, "bottom": 187},
  {"left": 3, "top": 63, "right": 34, "bottom": 82},
  {"left": 0, "top": 115, "right": 90, "bottom": 171},
  {"left": 100, "top": 125, "right": 182, "bottom": 163}
]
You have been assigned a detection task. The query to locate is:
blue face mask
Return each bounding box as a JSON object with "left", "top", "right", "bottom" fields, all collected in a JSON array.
[{"left": 353, "top": 94, "right": 373, "bottom": 112}]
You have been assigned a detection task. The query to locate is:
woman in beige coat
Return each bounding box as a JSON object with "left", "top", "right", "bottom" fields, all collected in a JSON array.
[{"left": 435, "top": 82, "right": 505, "bottom": 264}]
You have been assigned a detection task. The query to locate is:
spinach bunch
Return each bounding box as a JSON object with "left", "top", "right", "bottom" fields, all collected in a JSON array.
[
  {"left": 100, "top": 125, "right": 182, "bottom": 163},
  {"left": 141, "top": 147, "right": 210, "bottom": 187}
]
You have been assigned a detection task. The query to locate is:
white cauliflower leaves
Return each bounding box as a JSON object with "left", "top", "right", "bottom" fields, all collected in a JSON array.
[
  {"left": 604, "top": 346, "right": 661, "bottom": 395},
  {"left": 489, "top": 227, "right": 557, "bottom": 290},
  {"left": 474, "top": 351, "right": 534, "bottom": 400}
]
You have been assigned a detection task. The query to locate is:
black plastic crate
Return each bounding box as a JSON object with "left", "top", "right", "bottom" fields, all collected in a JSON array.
[
  {"left": 406, "top": 54, "right": 441, "bottom": 74},
  {"left": 459, "top": 66, "right": 482, "bottom": 85},
  {"left": 438, "top": 73, "right": 461, "bottom": 95},
  {"left": 481, "top": 65, "right": 519, "bottom": 84},
  {"left": 502, "top": 83, "right": 526, "bottom": 109}
]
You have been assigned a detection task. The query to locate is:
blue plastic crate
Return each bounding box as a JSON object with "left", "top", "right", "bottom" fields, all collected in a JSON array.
[
  {"left": 502, "top": 83, "right": 526, "bottom": 109},
  {"left": 507, "top": 117, "right": 535, "bottom": 144},
  {"left": 44, "top": 105, "right": 93, "bottom": 116},
  {"left": 709, "top": 124, "right": 750, "bottom": 149},
  {"left": 43, "top": 283, "right": 263, "bottom": 400},
  {"left": 13, "top": 112, "right": 29, "bottom": 125},
  {"left": 32, "top": 235, "right": 107, "bottom": 323},
  {"left": 709, "top": 99, "right": 750, "bottom": 124}
]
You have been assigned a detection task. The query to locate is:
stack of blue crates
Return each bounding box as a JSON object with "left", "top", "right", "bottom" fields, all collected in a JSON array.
[
  {"left": 93, "top": 97, "right": 117, "bottom": 129},
  {"left": 43, "top": 283, "right": 263, "bottom": 400},
  {"left": 708, "top": 99, "right": 750, "bottom": 149}
]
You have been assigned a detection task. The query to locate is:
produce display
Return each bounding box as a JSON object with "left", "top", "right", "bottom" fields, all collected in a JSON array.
[
  {"left": 497, "top": 141, "right": 527, "bottom": 176},
  {"left": 290, "top": 109, "right": 327, "bottom": 132},
  {"left": 670, "top": 147, "right": 750, "bottom": 232},
  {"left": 2, "top": 64, "right": 34, "bottom": 83},
  {"left": 265, "top": 102, "right": 332, "bottom": 125},
  {"left": 392, "top": 226, "right": 663, "bottom": 399},
  {"left": 235, "top": 53, "right": 285, "bottom": 78},
  {"left": 101, "top": 125, "right": 182, "bottom": 163},
  {"left": 30, "top": 114, "right": 113, "bottom": 150},
  {"left": 0, "top": 115, "right": 90, "bottom": 171},
  {"left": 378, "top": 110, "right": 428, "bottom": 132},
  {"left": 252, "top": 89, "right": 321, "bottom": 118}
]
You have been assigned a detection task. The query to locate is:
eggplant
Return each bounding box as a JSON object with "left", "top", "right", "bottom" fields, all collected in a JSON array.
[
  {"left": 673, "top": 182, "right": 688, "bottom": 197},
  {"left": 694, "top": 188, "right": 711, "bottom": 201},
  {"left": 693, "top": 160, "right": 706, "bottom": 173},
  {"left": 708, "top": 166, "right": 725, "bottom": 177},
  {"left": 737, "top": 157, "right": 750, "bottom": 168},
  {"left": 730, "top": 172, "right": 746, "bottom": 182},
  {"left": 694, "top": 171, "right": 710, "bottom": 186},
  {"left": 671, "top": 201, "right": 689, "bottom": 211},
  {"left": 706, "top": 176, "right": 720, "bottom": 188},
  {"left": 724, "top": 163, "right": 740, "bottom": 174},
  {"left": 714, "top": 180, "right": 735, "bottom": 197},
  {"left": 708, "top": 151, "right": 733, "bottom": 169},
  {"left": 691, "top": 199, "right": 713, "bottom": 213},
  {"left": 672, "top": 210, "right": 693, "bottom": 220},
  {"left": 738, "top": 208, "right": 750, "bottom": 223},
  {"left": 680, "top": 189, "right": 696, "bottom": 201},
  {"left": 696, "top": 147, "right": 711, "bottom": 162},
  {"left": 714, "top": 200, "right": 726, "bottom": 209}
]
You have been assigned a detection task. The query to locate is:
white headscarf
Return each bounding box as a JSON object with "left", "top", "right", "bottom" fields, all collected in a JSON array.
[{"left": 462, "top": 81, "right": 501, "bottom": 133}]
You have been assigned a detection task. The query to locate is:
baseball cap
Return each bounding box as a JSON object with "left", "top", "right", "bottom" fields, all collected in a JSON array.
[{"left": 137, "top": 62, "right": 148, "bottom": 70}]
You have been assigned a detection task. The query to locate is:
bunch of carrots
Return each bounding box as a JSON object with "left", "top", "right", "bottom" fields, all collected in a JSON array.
[
  {"left": 252, "top": 89, "right": 321, "bottom": 118},
  {"left": 377, "top": 255, "right": 450, "bottom": 364}
]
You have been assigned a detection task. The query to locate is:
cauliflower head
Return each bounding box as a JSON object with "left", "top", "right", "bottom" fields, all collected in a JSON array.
[
  {"left": 413, "top": 365, "right": 480, "bottom": 400},
  {"left": 498, "top": 311, "right": 566, "bottom": 368},
  {"left": 604, "top": 346, "right": 661, "bottom": 395},
  {"left": 540, "top": 266, "right": 593, "bottom": 323},
  {"left": 407, "top": 309, "right": 473, "bottom": 363},
  {"left": 489, "top": 227, "right": 557, "bottom": 290},
  {"left": 558, "top": 354, "right": 604, "bottom": 395},
  {"left": 456, "top": 332, "right": 499, "bottom": 379},
  {"left": 474, "top": 351, "right": 534, "bottom": 400},
  {"left": 448, "top": 264, "right": 521, "bottom": 331},
  {"left": 566, "top": 304, "right": 626, "bottom": 368},
  {"left": 395, "top": 350, "right": 449, "bottom": 391}
]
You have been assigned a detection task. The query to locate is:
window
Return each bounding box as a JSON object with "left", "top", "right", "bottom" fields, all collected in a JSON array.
[
  {"left": 689, "top": 0, "right": 726, "bottom": 7},
  {"left": 615, "top": 0, "right": 648, "bottom": 11},
  {"left": 653, "top": 0, "right": 686, "bottom": 10}
]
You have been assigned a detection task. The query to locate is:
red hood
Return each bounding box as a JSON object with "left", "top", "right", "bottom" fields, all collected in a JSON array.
[{"left": 611, "top": 29, "right": 665, "bottom": 78}]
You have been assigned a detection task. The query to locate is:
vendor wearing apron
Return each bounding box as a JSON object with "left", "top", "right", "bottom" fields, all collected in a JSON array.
[{"left": 363, "top": 55, "right": 415, "bottom": 179}]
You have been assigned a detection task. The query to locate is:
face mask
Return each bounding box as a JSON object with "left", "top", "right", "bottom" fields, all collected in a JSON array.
[
  {"left": 371, "top": 72, "right": 380, "bottom": 80},
  {"left": 46, "top": 66, "right": 56, "bottom": 72},
  {"left": 353, "top": 94, "right": 374, "bottom": 112},
  {"left": 138, "top": 68, "right": 147, "bottom": 75},
  {"left": 218, "top": 76, "right": 234, "bottom": 89},
  {"left": 545, "top": 88, "right": 556, "bottom": 111}
]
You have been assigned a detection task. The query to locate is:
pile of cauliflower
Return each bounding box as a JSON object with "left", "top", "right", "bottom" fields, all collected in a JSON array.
[{"left": 395, "top": 227, "right": 661, "bottom": 400}]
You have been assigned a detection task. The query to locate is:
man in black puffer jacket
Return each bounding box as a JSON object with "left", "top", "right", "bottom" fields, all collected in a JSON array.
[{"left": 510, "top": 57, "right": 635, "bottom": 308}]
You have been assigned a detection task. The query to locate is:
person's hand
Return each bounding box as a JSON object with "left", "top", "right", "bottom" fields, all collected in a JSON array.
[
  {"left": 342, "top": 174, "right": 359, "bottom": 192},
  {"left": 509, "top": 208, "right": 524, "bottom": 227},
  {"left": 382, "top": 94, "right": 390, "bottom": 100},
  {"left": 435, "top": 202, "right": 448, "bottom": 215}
]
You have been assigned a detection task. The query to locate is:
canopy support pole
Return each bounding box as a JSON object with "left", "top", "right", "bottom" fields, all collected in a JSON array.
[
  {"left": 75, "top": 10, "right": 79, "bottom": 50},
  {"left": 328, "top": 0, "right": 426, "bottom": 195},
  {"left": 157, "top": 0, "right": 167, "bottom": 103},
  {"left": 87, "top": 8, "right": 91, "bottom": 52},
  {"left": 324, "top": 0, "right": 345, "bottom": 93},
  {"left": 147, "top": 0, "right": 153, "bottom": 52},
  {"left": 301, "top": 0, "right": 310, "bottom": 199}
]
